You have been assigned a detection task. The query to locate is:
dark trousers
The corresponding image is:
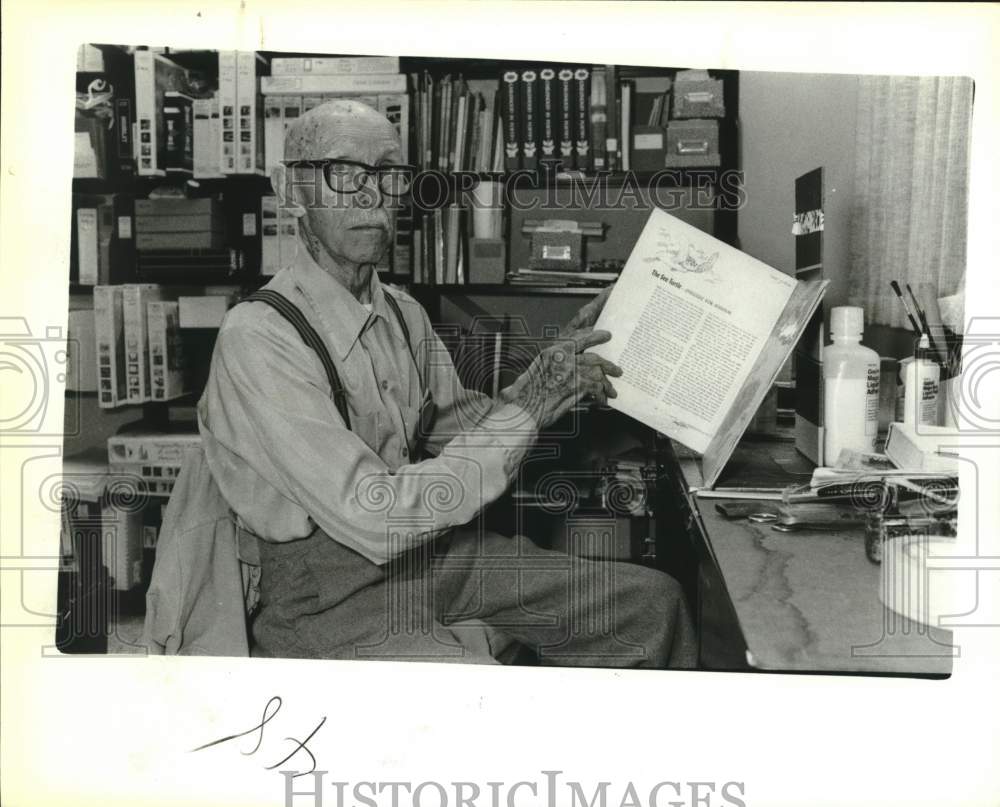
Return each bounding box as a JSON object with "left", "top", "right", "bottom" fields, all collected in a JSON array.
[{"left": 252, "top": 521, "right": 697, "bottom": 669}]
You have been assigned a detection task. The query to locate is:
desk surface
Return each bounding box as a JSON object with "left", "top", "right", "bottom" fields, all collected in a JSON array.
[{"left": 676, "top": 442, "right": 954, "bottom": 675}]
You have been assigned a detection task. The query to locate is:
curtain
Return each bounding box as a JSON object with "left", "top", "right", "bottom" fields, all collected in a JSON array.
[{"left": 848, "top": 75, "right": 973, "bottom": 328}]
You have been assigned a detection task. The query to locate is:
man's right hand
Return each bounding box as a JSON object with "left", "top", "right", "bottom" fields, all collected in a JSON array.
[{"left": 500, "top": 329, "right": 623, "bottom": 430}]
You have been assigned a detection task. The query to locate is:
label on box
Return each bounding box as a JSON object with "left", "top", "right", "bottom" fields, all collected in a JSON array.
[
  {"left": 242, "top": 213, "right": 257, "bottom": 236},
  {"left": 542, "top": 245, "right": 571, "bottom": 260},
  {"left": 634, "top": 132, "right": 664, "bottom": 150},
  {"left": 118, "top": 216, "right": 132, "bottom": 239}
]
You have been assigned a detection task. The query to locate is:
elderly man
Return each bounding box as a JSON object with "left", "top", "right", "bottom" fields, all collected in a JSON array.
[{"left": 198, "top": 99, "right": 696, "bottom": 667}]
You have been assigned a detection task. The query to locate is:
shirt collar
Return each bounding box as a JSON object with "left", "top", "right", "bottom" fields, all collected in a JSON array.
[{"left": 290, "top": 243, "right": 399, "bottom": 359}]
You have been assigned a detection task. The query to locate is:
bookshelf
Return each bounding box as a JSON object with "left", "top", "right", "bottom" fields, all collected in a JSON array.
[
  {"left": 69, "top": 43, "right": 740, "bottom": 400},
  {"left": 60, "top": 44, "right": 739, "bottom": 650}
]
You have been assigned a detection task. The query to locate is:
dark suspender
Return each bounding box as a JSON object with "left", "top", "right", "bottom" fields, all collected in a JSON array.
[
  {"left": 382, "top": 290, "right": 418, "bottom": 373},
  {"left": 242, "top": 288, "right": 417, "bottom": 433}
]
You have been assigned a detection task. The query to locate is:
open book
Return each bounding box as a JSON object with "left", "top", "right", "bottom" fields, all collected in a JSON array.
[{"left": 591, "top": 208, "right": 828, "bottom": 488}]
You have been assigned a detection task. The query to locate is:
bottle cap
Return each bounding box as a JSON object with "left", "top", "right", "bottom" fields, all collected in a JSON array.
[
  {"left": 915, "top": 333, "right": 933, "bottom": 361},
  {"left": 830, "top": 306, "right": 864, "bottom": 338}
]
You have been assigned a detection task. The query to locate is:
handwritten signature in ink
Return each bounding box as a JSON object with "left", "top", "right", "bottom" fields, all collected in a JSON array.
[{"left": 190, "top": 696, "right": 326, "bottom": 778}]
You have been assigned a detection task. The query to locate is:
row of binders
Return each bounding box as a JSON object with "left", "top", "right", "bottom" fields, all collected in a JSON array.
[
  {"left": 75, "top": 45, "right": 407, "bottom": 180},
  {"left": 78, "top": 284, "right": 235, "bottom": 408},
  {"left": 493, "top": 66, "right": 725, "bottom": 174}
]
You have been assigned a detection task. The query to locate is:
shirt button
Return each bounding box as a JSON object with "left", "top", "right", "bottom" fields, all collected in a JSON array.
[
  {"left": 401, "top": 447, "right": 408, "bottom": 457},
  {"left": 381, "top": 380, "right": 389, "bottom": 391}
]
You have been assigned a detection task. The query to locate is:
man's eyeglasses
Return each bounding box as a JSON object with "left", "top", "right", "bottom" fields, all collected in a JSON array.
[{"left": 285, "top": 159, "right": 414, "bottom": 197}]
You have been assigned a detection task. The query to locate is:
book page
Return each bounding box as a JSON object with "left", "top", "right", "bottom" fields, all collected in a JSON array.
[{"left": 591, "top": 208, "right": 796, "bottom": 454}]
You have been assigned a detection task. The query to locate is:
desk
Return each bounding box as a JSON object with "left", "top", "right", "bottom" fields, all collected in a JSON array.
[{"left": 661, "top": 439, "right": 954, "bottom": 676}]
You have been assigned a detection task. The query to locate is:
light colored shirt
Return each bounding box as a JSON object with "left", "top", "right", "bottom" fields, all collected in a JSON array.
[{"left": 197, "top": 245, "right": 538, "bottom": 565}]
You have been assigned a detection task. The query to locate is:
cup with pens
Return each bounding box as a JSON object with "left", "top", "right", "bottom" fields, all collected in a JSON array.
[{"left": 889, "top": 279, "right": 962, "bottom": 428}]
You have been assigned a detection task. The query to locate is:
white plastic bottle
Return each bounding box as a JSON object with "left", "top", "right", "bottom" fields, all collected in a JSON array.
[
  {"left": 901, "top": 334, "right": 940, "bottom": 426},
  {"left": 823, "top": 306, "right": 881, "bottom": 465}
]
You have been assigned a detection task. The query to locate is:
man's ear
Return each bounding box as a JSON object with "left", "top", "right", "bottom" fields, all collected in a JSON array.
[{"left": 270, "top": 164, "right": 306, "bottom": 219}]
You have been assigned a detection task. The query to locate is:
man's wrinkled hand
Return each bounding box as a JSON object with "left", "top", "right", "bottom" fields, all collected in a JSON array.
[
  {"left": 562, "top": 283, "right": 616, "bottom": 337},
  {"left": 501, "top": 329, "right": 623, "bottom": 430}
]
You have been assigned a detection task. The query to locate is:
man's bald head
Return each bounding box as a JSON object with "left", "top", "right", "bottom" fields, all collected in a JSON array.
[
  {"left": 283, "top": 98, "right": 401, "bottom": 163},
  {"left": 274, "top": 98, "right": 402, "bottom": 278}
]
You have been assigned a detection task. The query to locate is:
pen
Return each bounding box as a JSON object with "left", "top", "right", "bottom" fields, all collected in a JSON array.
[{"left": 889, "top": 280, "right": 922, "bottom": 336}]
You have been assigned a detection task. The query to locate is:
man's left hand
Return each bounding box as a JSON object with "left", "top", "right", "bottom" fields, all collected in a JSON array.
[{"left": 562, "top": 283, "right": 615, "bottom": 337}]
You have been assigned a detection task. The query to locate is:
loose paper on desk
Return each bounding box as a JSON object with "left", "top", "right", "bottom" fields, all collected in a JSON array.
[{"left": 591, "top": 208, "right": 827, "bottom": 488}]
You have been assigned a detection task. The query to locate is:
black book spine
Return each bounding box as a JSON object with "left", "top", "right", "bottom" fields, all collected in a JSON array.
[
  {"left": 538, "top": 68, "right": 558, "bottom": 165},
  {"left": 557, "top": 67, "right": 575, "bottom": 169},
  {"left": 573, "top": 67, "right": 591, "bottom": 172},
  {"left": 501, "top": 70, "right": 521, "bottom": 172},
  {"left": 520, "top": 68, "right": 539, "bottom": 171},
  {"left": 106, "top": 47, "right": 136, "bottom": 176}
]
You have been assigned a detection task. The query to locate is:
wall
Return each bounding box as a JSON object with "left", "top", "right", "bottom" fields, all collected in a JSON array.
[
  {"left": 738, "top": 70, "right": 912, "bottom": 360},
  {"left": 739, "top": 71, "right": 859, "bottom": 311}
]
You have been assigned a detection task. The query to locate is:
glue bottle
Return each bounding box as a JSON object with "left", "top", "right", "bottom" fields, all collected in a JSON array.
[
  {"left": 899, "top": 334, "right": 940, "bottom": 426},
  {"left": 823, "top": 306, "right": 881, "bottom": 465}
]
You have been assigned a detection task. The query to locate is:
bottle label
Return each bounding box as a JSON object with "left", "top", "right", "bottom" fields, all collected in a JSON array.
[
  {"left": 919, "top": 377, "right": 940, "bottom": 425},
  {"left": 865, "top": 365, "right": 880, "bottom": 437}
]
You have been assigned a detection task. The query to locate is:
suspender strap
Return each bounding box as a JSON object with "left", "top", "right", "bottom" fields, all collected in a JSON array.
[
  {"left": 242, "top": 287, "right": 419, "bottom": 433},
  {"left": 242, "top": 290, "right": 352, "bottom": 431},
  {"left": 382, "top": 289, "right": 420, "bottom": 382}
]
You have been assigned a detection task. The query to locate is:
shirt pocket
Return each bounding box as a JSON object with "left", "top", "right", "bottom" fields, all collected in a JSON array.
[{"left": 350, "top": 410, "right": 383, "bottom": 455}]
